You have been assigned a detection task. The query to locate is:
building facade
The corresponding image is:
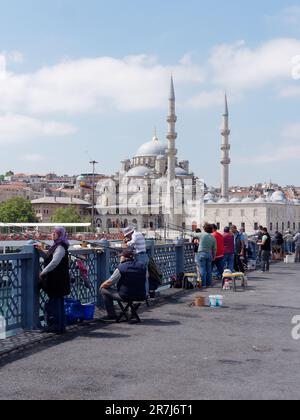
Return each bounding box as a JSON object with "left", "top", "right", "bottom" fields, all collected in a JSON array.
[{"left": 32, "top": 197, "right": 91, "bottom": 223}]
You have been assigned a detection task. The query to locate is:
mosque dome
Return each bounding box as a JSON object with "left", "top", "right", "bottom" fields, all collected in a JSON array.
[
  {"left": 204, "top": 193, "right": 216, "bottom": 202},
  {"left": 126, "top": 166, "right": 154, "bottom": 178},
  {"left": 135, "top": 137, "right": 167, "bottom": 158},
  {"left": 230, "top": 198, "right": 241, "bottom": 203},
  {"left": 77, "top": 175, "right": 86, "bottom": 182},
  {"left": 175, "top": 167, "right": 189, "bottom": 176},
  {"left": 271, "top": 191, "right": 286, "bottom": 203},
  {"left": 242, "top": 197, "right": 254, "bottom": 203}
]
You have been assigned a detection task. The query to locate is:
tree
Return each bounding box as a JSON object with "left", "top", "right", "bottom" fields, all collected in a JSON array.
[
  {"left": 5, "top": 171, "right": 14, "bottom": 177},
  {"left": 51, "top": 206, "right": 83, "bottom": 224},
  {"left": 0, "top": 197, "right": 37, "bottom": 223}
]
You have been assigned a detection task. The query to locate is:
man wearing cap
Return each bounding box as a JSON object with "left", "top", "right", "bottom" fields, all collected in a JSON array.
[
  {"left": 100, "top": 250, "right": 147, "bottom": 321},
  {"left": 123, "top": 226, "right": 149, "bottom": 267}
]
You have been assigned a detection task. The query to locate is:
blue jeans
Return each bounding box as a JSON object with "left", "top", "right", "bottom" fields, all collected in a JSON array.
[
  {"left": 196, "top": 252, "right": 213, "bottom": 287},
  {"left": 223, "top": 253, "right": 235, "bottom": 272},
  {"left": 212, "top": 257, "right": 224, "bottom": 279}
]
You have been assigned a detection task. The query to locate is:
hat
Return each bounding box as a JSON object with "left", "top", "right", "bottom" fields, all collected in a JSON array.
[
  {"left": 123, "top": 226, "right": 135, "bottom": 238},
  {"left": 120, "top": 250, "right": 135, "bottom": 260}
]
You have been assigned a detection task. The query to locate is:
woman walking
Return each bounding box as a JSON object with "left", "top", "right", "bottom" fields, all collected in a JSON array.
[{"left": 37, "top": 227, "right": 71, "bottom": 334}]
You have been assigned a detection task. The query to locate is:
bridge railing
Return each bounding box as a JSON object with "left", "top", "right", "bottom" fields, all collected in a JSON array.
[{"left": 0, "top": 240, "right": 196, "bottom": 335}]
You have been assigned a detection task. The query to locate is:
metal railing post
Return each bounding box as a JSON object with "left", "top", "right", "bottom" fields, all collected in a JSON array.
[
  {"left": 175, "top": 239, "right": 185, "bottom": 275},
  {"left": 21, "top": 246, "right": 41, "bottom": 330},
  {"left": 96, "top": 240, "right": 110, "bottom": 307}
]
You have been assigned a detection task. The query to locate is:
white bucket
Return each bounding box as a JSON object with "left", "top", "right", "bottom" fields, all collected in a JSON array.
[{"left": 216, "top": 295, "right": 224, "bottom": 307}]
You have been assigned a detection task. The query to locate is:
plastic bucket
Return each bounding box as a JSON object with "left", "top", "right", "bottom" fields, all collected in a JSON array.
[
  {"left": 195, "top": 296, "right": 206, "bottom": 307},
  {"left": 82, "top": 303, "right": 95, "bottom": 321},
  {"left": 216, "top": 295, "right": 223, "bottom": 307}
]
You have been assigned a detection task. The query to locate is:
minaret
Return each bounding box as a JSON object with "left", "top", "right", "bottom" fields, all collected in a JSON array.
[
  {"left": 166, "top": 76, "right": 178, "bottom": 222},
  {"left": 221, "top": 94, "right": 231, "bottom": 200}
]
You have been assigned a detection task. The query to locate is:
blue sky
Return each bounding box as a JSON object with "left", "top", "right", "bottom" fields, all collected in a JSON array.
[{"left": 0, "top": 0, "right": 300, "bottom": 186}]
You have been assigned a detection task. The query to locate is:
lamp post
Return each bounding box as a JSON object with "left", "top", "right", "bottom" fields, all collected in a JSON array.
[{"left": 90, "top": 160, "right": 99, "bottom": 233}]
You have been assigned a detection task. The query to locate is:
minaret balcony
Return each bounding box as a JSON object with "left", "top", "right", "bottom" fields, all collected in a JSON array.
[
  {"left": 221, "top": 159, "right": 231, "bottom": 165},
  {"left": 221, "top": 144, "right": 231, "bottom": 151},
  {"left": 221, "top": 129, "right": 231, "bottom": 136}
]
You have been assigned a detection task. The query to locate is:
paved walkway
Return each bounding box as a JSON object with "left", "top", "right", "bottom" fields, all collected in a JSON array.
[{"left": 1, "top": 263, "right": 300, "bottom": 400}]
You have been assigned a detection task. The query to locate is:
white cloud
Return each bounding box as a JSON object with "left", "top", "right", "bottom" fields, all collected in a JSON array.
[
  {"left": 209, "top": 38, "right": 300, "bottom": 90},
  {"left": 0, "top": 114, "right": 77, "bottom": 144},
  {"left": 0, "top": 38, "right": 300, "bottom": 124},
  {"left": 0, "top": 54, "right": 206, "bottom": 115}
]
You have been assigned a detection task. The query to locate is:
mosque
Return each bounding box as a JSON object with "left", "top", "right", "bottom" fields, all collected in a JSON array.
[
  {"left": 90, "top": 78, "right": 300, "bottom": 235},
  {"left": 94, "top": 78, "right": 204, "bottom": 232}
]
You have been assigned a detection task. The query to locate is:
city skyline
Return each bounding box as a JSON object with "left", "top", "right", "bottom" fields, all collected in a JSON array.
[{"left": 0, "top": 0, "right": 300, "bottom": 186}]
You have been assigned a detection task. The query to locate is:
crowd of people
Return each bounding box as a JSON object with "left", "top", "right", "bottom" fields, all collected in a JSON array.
[
  {"left": 35, "top": 223, "right": 300, "bottom": 334},
  {"left": 191, "top": 224, "right": 251, "bottom": 289}
]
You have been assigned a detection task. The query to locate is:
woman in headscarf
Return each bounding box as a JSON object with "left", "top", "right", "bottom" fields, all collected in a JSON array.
[{"left": 37, "top": 227, "right": 71, "bottom": 334}]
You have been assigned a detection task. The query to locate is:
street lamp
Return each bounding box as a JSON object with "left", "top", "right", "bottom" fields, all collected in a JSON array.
[{"left": 90, "top": 160, "right": 99, "bottom": 233}]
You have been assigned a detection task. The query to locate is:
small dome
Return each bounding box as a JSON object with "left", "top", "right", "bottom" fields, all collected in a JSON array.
[
  {"left": 230, "top": 198, "right": 241, "bottom": 203},
  {"left": 204, "top": 193, "right": 216, "bottom": 202},
  {"left": 126, "top": 166, "right": 154, "bottom": 177},
  {"left": 255, "top": 197, "right": 266, "bottom": 203},
  {"left": 292, "top": 199, "right": 300, "bottom": 204},
  {"left": 271, "top": 191, "right": 286, "bottom": 203},
  {"left": 77, "top": 175, "right": 86, "bottom": 182},
  {"left": 218, "top": 198, "right": 228, "bottom": 204},
  {"left": 175, "top": 167, "right": 189, "bottom": 176}
]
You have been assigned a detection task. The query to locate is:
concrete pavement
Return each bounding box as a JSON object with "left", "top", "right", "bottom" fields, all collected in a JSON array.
[{"left": 1, "top": 263, "right": 300, "bottom": 400}]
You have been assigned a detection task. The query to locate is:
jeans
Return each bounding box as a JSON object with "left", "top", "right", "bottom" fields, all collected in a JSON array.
[
  {"left": 234, "top": 254, "right": 245, "bottom": 273},
  {"left": 286, "top": 242, "right": 294, "bottom": 254},
  {"left": 223, "top": 253, "right": 235, "bottom": 272},
  {"left": 45, "top": 297, "right": 66, "bottom": 332},
  {"left": 196, "top": 252, "right": 213, "bottom": 287},
  {"left": 262, "top": 251, "right": 270, "bottom": 272},
  {"left": 212, "top": 257, "right": 224, "bottom": 279},
  {"left": 101, "top": 288, "right": 122, "bottom": 317}
]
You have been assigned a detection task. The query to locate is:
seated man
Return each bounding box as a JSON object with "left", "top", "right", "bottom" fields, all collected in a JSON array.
[{"left": 100, "top": 250, "right": 147, "bottom": 321}]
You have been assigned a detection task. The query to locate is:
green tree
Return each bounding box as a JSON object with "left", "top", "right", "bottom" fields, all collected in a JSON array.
[
  {"left": 51, "top": 206, "right": 83, "bottom": 223},
  {"left": 0, "top": 175, "right": 5, "bottom": 182},
  {"left": 5, "top": 171, "right": 14, "bottom": 177},
  {"left": 0, "top": 197, "right": 37, "bottom": 223}
]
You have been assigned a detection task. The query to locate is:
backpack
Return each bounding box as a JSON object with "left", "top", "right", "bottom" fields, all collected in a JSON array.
[{"left": 148, "top": 257, "right": 163, "bottom": 291}]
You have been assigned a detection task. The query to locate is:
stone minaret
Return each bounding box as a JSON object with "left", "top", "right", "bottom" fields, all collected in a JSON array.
[
  {"left": 166, "top": 76, "right": 178, "bottom": 223},
  {"left": 221, "top": 94, "right": 231, "bottom": 200}
]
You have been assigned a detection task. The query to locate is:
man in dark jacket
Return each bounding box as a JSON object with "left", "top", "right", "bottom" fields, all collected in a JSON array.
[{"left": 100, "top": 250, "right": 147, "bottom": 321}]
